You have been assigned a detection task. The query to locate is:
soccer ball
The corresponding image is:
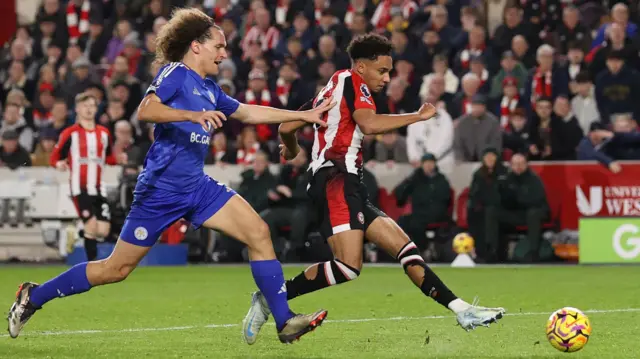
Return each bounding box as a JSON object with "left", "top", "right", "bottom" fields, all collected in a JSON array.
[
  {"left": 546, "top": 307, "right": 592, "bottom": 352},
  {"left": 452, "top": 232, "right": 474, "bottom": 254}
]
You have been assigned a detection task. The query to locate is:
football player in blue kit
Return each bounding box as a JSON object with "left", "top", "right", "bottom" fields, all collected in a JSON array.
[{"left": 7, "top": 8, "right": 334, "bottom": 344}]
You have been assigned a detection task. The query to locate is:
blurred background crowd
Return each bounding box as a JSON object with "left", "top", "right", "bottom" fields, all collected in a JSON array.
[{"left": 1, "top": 0, "right": 640, "bottom": 263}]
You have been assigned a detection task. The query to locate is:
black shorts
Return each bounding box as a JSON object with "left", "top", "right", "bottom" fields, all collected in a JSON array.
[
  {"left": 72, "top": 192, "right": 111, "bottom": 223},
  {"left": 307, "top": 167, "right": 387, "bottom": 240}
]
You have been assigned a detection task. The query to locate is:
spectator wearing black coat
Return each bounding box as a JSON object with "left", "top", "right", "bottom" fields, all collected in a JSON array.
[
  {"left": 595, "top": 50, "right": 640, "bottom": 124},
  {"left": 527, "top": 97, "right": 582, "bottom": 161}
]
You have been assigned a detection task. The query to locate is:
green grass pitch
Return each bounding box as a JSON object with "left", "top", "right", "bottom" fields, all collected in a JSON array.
[{"left": 1, "top": 265, "right": 639, "bottom": 358}]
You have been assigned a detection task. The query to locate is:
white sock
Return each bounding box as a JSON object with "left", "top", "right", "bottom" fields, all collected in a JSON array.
[{"left": 448, "top": 298, "right": 472, "bottom": 313}]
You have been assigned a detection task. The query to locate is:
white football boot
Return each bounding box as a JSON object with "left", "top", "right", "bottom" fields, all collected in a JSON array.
[{"left": 455, "top": 298, "right": 505, "bottom": 331}]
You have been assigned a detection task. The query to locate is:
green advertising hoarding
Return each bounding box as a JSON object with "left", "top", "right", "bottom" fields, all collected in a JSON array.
[{"left": 579, "top": 218, "right": 640, "bottom": 263}]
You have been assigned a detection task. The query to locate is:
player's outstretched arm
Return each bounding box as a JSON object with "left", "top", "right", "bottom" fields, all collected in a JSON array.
[
  {"left": 230, "top": 100, "right": 334, "bottom": 127},
  {"left": 137, "top": 94, "right": 226, "bottom": 130},
  {"left": 353, "top": 103, "right": 437, "bottom": 135}
]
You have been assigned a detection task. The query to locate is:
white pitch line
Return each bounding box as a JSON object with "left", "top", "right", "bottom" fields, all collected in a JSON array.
[{"left": 4, "top": 308, "right": 640, "bottom": 338}]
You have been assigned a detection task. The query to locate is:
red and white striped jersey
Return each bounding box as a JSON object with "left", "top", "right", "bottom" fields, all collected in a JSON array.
[
  {"left": 309, "top": 70, "right": 376, "bottom": 176},
  {"left": 241, "top": 25, "right": 280, "bottom": 54},
  {"left": 50, "top": 124, "right": 116, "bottom": 196}
]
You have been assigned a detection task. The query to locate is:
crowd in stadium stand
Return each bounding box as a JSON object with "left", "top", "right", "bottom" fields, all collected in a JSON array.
[{"left": 1, "top": 0, "right": 640, "bottom": 262}]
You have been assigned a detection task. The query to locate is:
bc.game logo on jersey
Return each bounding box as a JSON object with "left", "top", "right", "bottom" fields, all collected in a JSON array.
[{"left": 190, "top": 132, "right": 211, "bottom": 145}]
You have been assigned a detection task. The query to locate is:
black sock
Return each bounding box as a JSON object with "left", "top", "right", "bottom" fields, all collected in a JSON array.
[
  {"left": 84, "top": 235, "right": 98, "bottom": 261},
  {"left": 286, "top": 260, "right": 360, "bottom": 300},
  {"left": 397, "top": 242, "right": 458, "bottom": 309}
]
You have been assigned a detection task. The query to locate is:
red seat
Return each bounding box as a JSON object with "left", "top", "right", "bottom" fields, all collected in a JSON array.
[
  {"left": 456, "top": 188, "right": 470, "bottom": 229},
  {"left": 378, "top": 188, "right": 405, "bottom": 221}
]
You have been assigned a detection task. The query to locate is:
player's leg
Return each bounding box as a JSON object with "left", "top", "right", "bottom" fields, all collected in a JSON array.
[
  {"left": 7, "top": 188, "right": 186, "bottom": 338},
  {"left": 74, "top": 194, "right": 99, "bottom": 261},
  {"left": 365, "top": 208, "right": 505, "bottom": 331},
  {"left": 189, "top": 178, "right": 326, "bottom": 344}
]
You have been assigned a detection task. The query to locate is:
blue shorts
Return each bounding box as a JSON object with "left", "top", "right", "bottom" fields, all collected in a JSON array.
[{"left": 120, "top": 176, "right": 236, "bottom": 246}]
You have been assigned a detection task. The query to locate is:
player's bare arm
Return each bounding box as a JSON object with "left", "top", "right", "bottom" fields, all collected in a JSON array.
[
  {"left": 230, "top": 100, "right": 334, "bottom": 127},
  {"left": 278, "top": 121, "right": 306, "bottom": 160},
  {"left": 353, "top": 103, "right": 437, "bottom": 135},
  {"left": 138, "top": 93, "right": 227, "bottom": 130}
]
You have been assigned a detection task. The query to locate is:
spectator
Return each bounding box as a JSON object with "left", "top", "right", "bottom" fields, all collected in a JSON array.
[
  {"left": 407, "top": 92, "right": 454, "bottom": 173},
  {"left": 493, "top": 153, "right": 549, "bottom": 262},
  {"left": 493, "top": 4, "right": 533, "bottom": 56},
  {"left": 30, "top": 127, "right": 57, "bottom": 166},
  {"left": 417, "top": 29, "right": 446, "bottom": 76},
  {"left": 595, "top": 50, "right": 640, "bottom": 124},
  {"left": 79, "top": 16, "right": 109, "bottom": 65},
  {"left": 374, "top": 130, "right": 409, "bottom": 164},
  {"left": 66, "top": 0, "right": 104, "bottom": 46},
  {"left": 33, "top": 83, "right": 56, "bottom": 130},
  {"left": 555, "top": 6, "right": 591, "bottom": 54},
  {"left": 46, "top": 98, "right": 70, "bottom": 138},
  {"left": 467, "top": 148, "right": 507, "bottom": 262},
  {"left": 571, "top": 71, "right": 600, "bottom": 134},
  {"left": 521, "top": 0, "right": 562, "bottom": 38},
  {"left": 242, "top": 7, "right": 280, "bottom": 55},
  {"left": 206, "top": 132, "right": 237, "bottom": 165},
  {"left": 371, "top": 0, "right": 418, "bottom": 34},
  {"left": 592, "top": 3, "right": 638, "bottom": 48},
  {"left": 489, "top": 51, "right": 528, "bottom": 100},
  {"left": 494, "top": 77, "right": 521, "bottom": 128},
  {"left": 450, "top": 72, "right": 480, "bottom": 120},
  {"left": 453, "top": 26, "right": 489, "bottom": 76},
  {"left": 559, "top": 42, "right": 586, "bottom": 96},
  {"left": 589, "top": 22, "right": 640, "bottom": 78},
  {"left": 420, "top": 5, "right": 459, "bottom": 49},
  {"left": 380, "top": 77, "right": 418, "bottom": 127},
  {"left": 235, "top": 126, "right": 270, "bottom": 166},
  {"left": 262, "top": 148, "right": 311, "bottom": 258},
  {"left": 0, "top": 102, "right": 34, "bottom": 153},
  {"left": 468, "top": 55, "right": 490, "bottom": 94},
  {"left": 274, "top": 61, "right": 312, "bottom": 111},
  {"left": 395, "top": 153, "right": 452, "bottom": 251},
  {"left": 510, "top": 35, "right": 536, "bottom": 69},
  {"left": 235, "top": 69, "right": 282, "bottom": 142},
  {"left": 453, "top": 94, "right": 502, "bottom": 162},
  {"left": 219, "top": 15, "right": 242, "bottom": 60},
  {"left": 32, "top": 14, "right": 66, "bottom": 62},
  {"left": 527, "top": 96, "right": 582, "bottom": 161},
  {"left": 420, "top": 73, "right": 454, "bottom": 114},
  {"left": 577, "top": 115, "right": 640, "bottom": 173},
  {"left": 105, "top": 19, "right": 137, "bottom": 65},
  {"left": 523, "top": 44, "right": 562, "bottom": 111},
  {"left": 347, "top": 12, "right": 370, "bottom": 40},
  {"left": 314, "top": 9, "right": 350, "bottom": 50},
  {"left": 113, "top": 120, "right": 142, "bottom": 166},
  {"left": 309, "top": 35, "right": 350, "bottom": 76},
  {"left": 2, "top": 60, "right": 36, "bottom": 104},
  {"left": 0, "top": 130, "right": 32, "bottom": 170},
  {"left": 502, "top": 108, "right": 530, "bottom": 158}
]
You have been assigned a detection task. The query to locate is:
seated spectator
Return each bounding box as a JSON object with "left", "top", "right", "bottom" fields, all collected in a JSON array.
[
  {"left": 235, "top": 69, "right": 282, "bottom": 142},
  {"left": 0, "top": 102, "right": 34, "bottom": 153},
  {"left": 589, "top": 22, "right": 640, "bottom": 78},
  {"left": 502, "top": 108, "right": 530, "bottom": 159},
  {"left": 527, "top": 96, "right": 582, "bottom": 161},
  {"left": 374, "top": 130, "right": 409, "bottom": 164},
  {"left": 235, "top": 126, "right": 271, "bottom": 166},
  {"left": 523, "top": 44, "right": 562, "bottom": 111},
  {"left": 30, "top": 127, "right": 57, "bottom": 166},
  {"left": 510, "top": 35, "right": 536, "bottom": 69},
  {"left": 99, "top": 99, "right": 127, "bottom": 134},
  {"left": 0, "top": 130, "right": 32, "bottom": 170},
  {"left": 417, "top": 29, "right": 447, "bottom": 76},
  {"left": 592, "top": 3, "right": 638, "bottom": 49},
  {"left": 453, "top": 95, "right": 502, "bottom": 162},
  {"left": 494, "top": 76, "right": 521, "bottom": 127},
  {"left": 47, "top": 98, "right": 71, "bottom": 139},
  {"left": 419, "top": 54, "right": 458, "bottom": 100},
  {"left": 206, "top": 132, "right": 237, "bottom": 165},
  {"left": 595, "top": 50, "right": 640, "bottom": 125},
  {"left": 467, "top": 148, "right": 507, "bottom": 262},
  {"left": 32, "top": 83, "right": 56, "bottom": 130},
  {"left": 468, "top": 55, "right": 490, "bottom": 94},
  {"left": 555, "top": 6, "right": 591, "bottom": 54},
  {"left": 577, "top": 116, "right": 640, "bottom": 173},
  {"left": 379, "top": 77, "right": 418, "bottom": 133},
  {"left": 453, "top": 26, "right": 489, "bottom": 76},
  {"left": 559, "top": 42, "right": 586, "bottom": 96},
  {"left": 450, "top": 72, "right": 480, "bottom": 120},
  {"left": 571, "top": 71, "right": 599, "bottom": 135},
  {"left": 493, "top": 3, "right": 534, "bottom": 56},
  {"left": 489, "top": 51, "right": 528, "bottom": 100},
  {"left": 407, "top": 92, "right": 454, "bottom": 173},
  {"left": 395, "top": 153, "right": 452, "bottom": 251},
  {"left": 262, "top": 148, "right": 311, "bottom": 258},
  {"left": 113, "top": 120, "right": 142, "bottom": 166}
]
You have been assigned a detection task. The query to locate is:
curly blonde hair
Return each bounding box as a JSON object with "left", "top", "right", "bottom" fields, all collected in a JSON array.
[{"left": 154, "top": 8, "right": 219, "bottom": 66}]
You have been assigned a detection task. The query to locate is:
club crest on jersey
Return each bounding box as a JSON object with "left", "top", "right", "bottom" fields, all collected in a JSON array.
[{"left": 360, "top": 84, "right": 371, "bottom": 98}]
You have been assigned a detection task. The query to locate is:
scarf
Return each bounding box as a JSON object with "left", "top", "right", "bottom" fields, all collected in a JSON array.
[
  {"left": 33, "top": 109, "right": 54, "bottom": 129},
  {"left": 211, "top": 5, "right": 229, "bottom": 23},
  {"left": 345, "top": 4, "right": 355, "bottom": 26},
  {"left": 477, "top": 68, "right": 489, "bottom": 88},
  {"left": 67, "top": 1, "right": 90, "bottom": 45},
  {"left": 372, "top": 0, "right": 416, "bottom": 30},
  {"left": 531, "top": 68, "right": 552, "bottom": 107},
  {"left": 459, "top": 44, "right": 486, "bottom": 69},
  {"left": 275, "top": 0, "right": 288, "bottom": 26},
  {"left": 237, "top": 142, "right": 261, "bottom": 165},
  {"left": 245, "top": 89, "right": 273, "bottom": 141},
  {"left": 499, "top": 95, "right": 519, "bottom": 128},
  {"left": 275, "top": 77, "right": 292, "bottom": 107}
]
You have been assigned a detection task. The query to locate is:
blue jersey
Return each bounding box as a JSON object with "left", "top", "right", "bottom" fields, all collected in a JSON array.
[{"left": 138, "top": 62, "right": 240, "bottom": 193}]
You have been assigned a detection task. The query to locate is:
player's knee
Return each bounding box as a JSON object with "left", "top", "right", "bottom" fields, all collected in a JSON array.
[
  {"left": 395, "top": 241, "right": 426, "bottom": 272},
  {"left": 335, "top": 255, "right": 363, "bottom": 272},
  {"left": 245, "top": 221, "right": 272, "bottom": 248},
  {"left": 316, "top": 259, "right": 360, "bottom": 286},
  {"left": 100, "top": 261, "right": 135, "bottom": 284}
]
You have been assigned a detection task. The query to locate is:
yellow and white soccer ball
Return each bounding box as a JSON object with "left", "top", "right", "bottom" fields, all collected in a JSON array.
[
  {"left": 546, "top": 307, "right": 592, "bottom": 353},
  {"left": 452, "top": 232, "right": 474, "bottom": 254}
]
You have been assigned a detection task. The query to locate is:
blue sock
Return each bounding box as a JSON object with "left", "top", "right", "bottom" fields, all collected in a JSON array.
[
  {"left": 30, "top": 263, "right": 92, "bottom": 308},
  {"left": 250, "top": 260, "right": 295, "bottom": 330}
]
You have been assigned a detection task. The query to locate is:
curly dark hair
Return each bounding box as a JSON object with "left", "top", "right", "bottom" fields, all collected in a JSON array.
[
  {"left": 155, "top": 8, "right": 220, "bottom": 66},
  {"left": 346, "top": 33, "right": 393, "bottom": 62}
]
